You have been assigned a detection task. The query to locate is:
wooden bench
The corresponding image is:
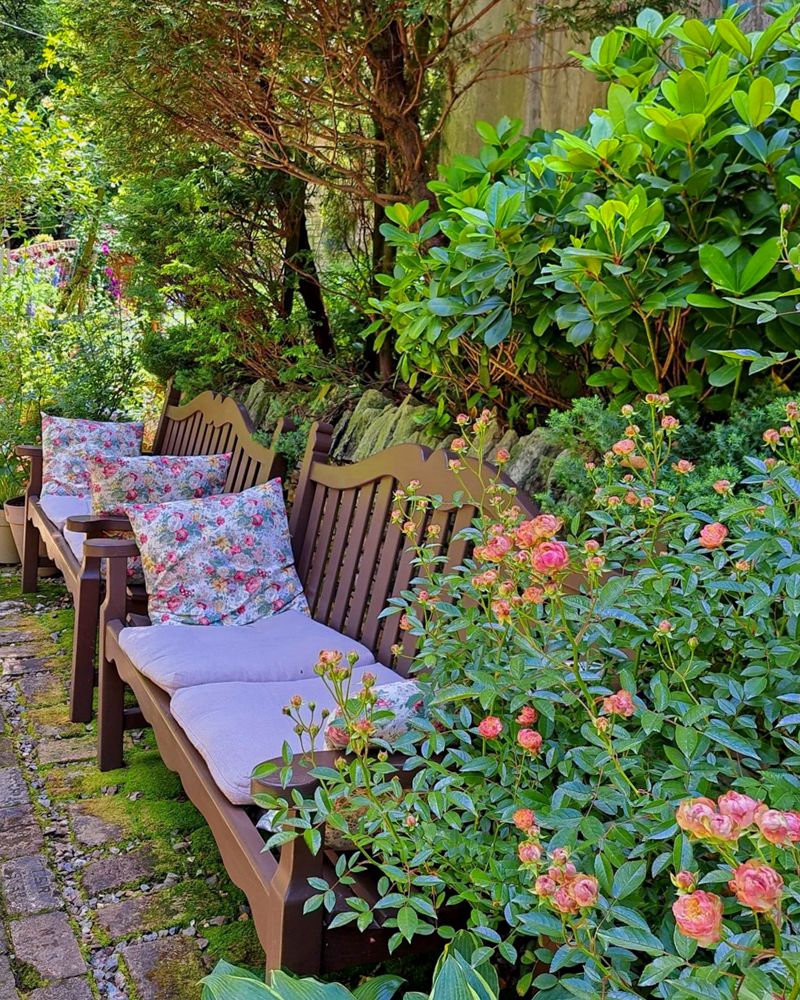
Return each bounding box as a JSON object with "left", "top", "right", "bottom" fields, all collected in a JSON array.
[
  {"left": 16, "top": 388, "right": 290, "bottom": 724},
  {"left": 89, "top": 422, "right": 537, "bottom": 975}
]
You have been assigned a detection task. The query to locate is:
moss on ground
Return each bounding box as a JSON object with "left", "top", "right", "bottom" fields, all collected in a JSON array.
[{"left": 28, "top": 703, "right": 86, "bottom": 738}]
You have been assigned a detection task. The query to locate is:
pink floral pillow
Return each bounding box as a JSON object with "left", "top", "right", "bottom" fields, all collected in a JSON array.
[
  {"left": 89, "top": 453, "right": 232, "bottom": 586},
  {"left": 89, "top": 453, "right": 232, "bottom": 516},
  {"left": 41, "top": 415, "right": 144, "bottom": 497},
  {"left": 126, "top": 480, "right": 308, "bottom": 626}
]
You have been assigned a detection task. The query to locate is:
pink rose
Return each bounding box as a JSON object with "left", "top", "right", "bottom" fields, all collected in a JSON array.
[
  {"left": 784, "top": 810, "right": 800, "bottom": 842},
  {"left": 245, "top": 578, "right": 260, "bottom": 593},
  {"left": 252, "top": 514, "right": 264, "bottom": 526},
  {"left": 482, "top": 534, "right": 513, "bottom": 562},
  {"left": 756, "top": 807, "right": 790, "bottom": 845},
  {"left": 673, "top": 871, "right": 697, "bottom": 892},
  {"left": 672, "top": 891, "right": 724, "bottom": 948},
  {"left": 492, "top": 599, "right": 511, "bottom": 623},
  {"left": 763, "top": 428, "right": 781, "bottom": 444},
  {"left": 531, "top": 541, "right": 569, "bottom": 575},
  {"left": 216, "top": 516, "right": 225, "bottom": 526},
  {"left": 718, "top": 791, "right": 760, "bottom": 830},
  {"left": 729, "top": 860, "right": 783, "bottom": 914},
  {"left": 699, "top": 522, "right": 728, "bottom": 550},
  {"left": 478, "top": 716, "right": 503, "bottom": 739},
  {"left": 534, "top": 875, "right": 557, "bottom": 897},
  {"left": 518, "top": 729, "right": 543, "bottom": 753},
  {"left": 517, "top": 706, "right": 537, "bottom": 725},
  {"left": 676, "top": 797, "right": 717, "bottom": 838},
  {"left": 518, "top": 842, "right": 542, "bottom": 864},
  {"left": 175, "top": 528, "right": 188, "bottom": 542},
  {"left": 513, "top": 808, "right": 536, "bottom": 831},
  {"left": 612, "top": 439, "right": 635, "bottom": 455},
  {"left": 601, "top": 690, "right": 635, "bottom": 718},
  {"left": 569, "top": 875, "right": 599, "bottom": 908},
  {"left": 552, "top": 888, "right": 579, "bottom": 915}
]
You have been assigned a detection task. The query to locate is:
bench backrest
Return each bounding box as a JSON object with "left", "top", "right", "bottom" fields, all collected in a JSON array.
[
  {"left": 289, "top": 423, "right": 538, "bottom": 674},
  {"left": 151, "top": 387, "right": 290, "bottom": 493}
]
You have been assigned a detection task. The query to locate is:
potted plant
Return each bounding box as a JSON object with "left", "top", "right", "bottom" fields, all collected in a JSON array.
[{"left": 0, "top": 475, "right": 19, "bottom": 564}]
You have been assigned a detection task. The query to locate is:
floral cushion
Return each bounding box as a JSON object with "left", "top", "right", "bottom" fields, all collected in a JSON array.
[
  {"left": 127, "top": 480, "right": 308, "bottom": 626},
  {"left": 324, "top": 680, "right": 427, "bottom": 750},
  {"left": 87, "top": 454, "right": 233, "bottom": 585},
  {"left": 41, "top": 414, "right": 144, "bottom": 497},
  {"left": 89, "top": 453, "right": 232, "bottom": 516}
]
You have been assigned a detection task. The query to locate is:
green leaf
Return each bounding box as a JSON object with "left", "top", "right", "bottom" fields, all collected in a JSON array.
[
  {"left": 397, "top": 905, "right": 419, "bottom": 942},
  {"left": 598, "top": 925, "right": 666, "bottom": 955},
  {"left": 705, "top": 722, "right": 760, "bottom": 760},
  {"left": 739, "top": 237, "right": 780, "bottom": 292},
  {"left": 352, "top": 976, "right": 405, "bottom": 1000},
  {"left": 699, "top": 244, "right": 736, "bottom": 291},
  {"left": 639, "top": 955, "right": 685, "bottom": 986},
  {"left": 612, "top": 860, "right": 647, "bottom": 899}
]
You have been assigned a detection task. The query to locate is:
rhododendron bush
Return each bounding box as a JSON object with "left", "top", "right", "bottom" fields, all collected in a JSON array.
[{"left": 255, "top": 396, "right": 800, "bottom": 998}]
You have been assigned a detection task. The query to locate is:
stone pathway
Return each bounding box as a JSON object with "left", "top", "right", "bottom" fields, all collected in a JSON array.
[{"left": 0, "top": 572, "right": 263, "bottom": 999}]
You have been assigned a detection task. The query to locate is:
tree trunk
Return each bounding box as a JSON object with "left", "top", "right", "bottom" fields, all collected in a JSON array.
[{"left": 295, "top": 210, "right": 334, "bottom": 356}]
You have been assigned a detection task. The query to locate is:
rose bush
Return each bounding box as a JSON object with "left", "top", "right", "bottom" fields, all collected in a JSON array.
[{"left": 255, "top": 394, "right": 800, "bottom": 997}]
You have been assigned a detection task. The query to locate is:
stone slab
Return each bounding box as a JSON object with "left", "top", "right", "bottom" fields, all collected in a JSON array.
[
  {"left": 82, "top": 848, "right": 154, "bottom": 895},
  {"left": 0, "top": 741, "right": 16, "bottom": 770},
  {"left": 0, "top": 645, "right": 42, "bottom": 660},
  {"left": 16, "top": 674, "right": 62, "bottom": 705},
  {"left": 0, "top": 954, "right": 16, "bottom": 1000},
  {"left": 67, "top": 803, "right": 122, "bottom": 848},
  {"left": 0, "top": 808, "right": 43, "bottom": 861},
  {"left": 37, "top": 739, "right": 95, "bottom": 765},
  {"left": 2, "top": 658, "right": 52, "bottom": 677},
  {"left": 28, "top": 979, "right": 93, "bottom": 1000},
  {"left": 0, "top": 770, "right": 28, "bottom": 809},
  {"left": 9, "top": 912, "right": 86, "bottom": 980},
  {"left": 1, "top": 856, "right": 61, "bottom": 916},
  {"left": 122, "top": 937, "right": 206, "bottom": 1000},
  {"left": 96, "top": 895, "right": 152, "bottom": 939},
  {"left": 0, "top": 632, "right": 36, "bottom": 648}
]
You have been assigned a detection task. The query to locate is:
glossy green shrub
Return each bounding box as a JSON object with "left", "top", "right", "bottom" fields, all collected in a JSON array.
[{"left": 370, "top": 4, "right": 800, "bottom": 418}]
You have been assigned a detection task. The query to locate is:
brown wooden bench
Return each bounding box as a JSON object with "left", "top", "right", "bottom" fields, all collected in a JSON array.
[
  {"left": 89, "top": 422, "right": 537, "bottom": 975},
  {"left": 15, "top": 387, "right": 290, "bottom": 724}
]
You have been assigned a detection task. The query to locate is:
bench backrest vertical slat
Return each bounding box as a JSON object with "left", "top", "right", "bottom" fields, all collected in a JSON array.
[
  {"left": 150, "top": 380, "right": 182, "bottom": 455},
  {"left": 290, "top": 424, "right": 539, "bottom": 670},
  {"left": 327, "top": 481, "right": 377, "bottom": 634}
]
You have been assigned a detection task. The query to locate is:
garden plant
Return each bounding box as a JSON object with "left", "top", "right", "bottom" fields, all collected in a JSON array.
[
  {"left": 371, "top": 5, "right": 800, "bottom": 419},
  {"left": 253, "top": 394, "right": 800, "bottom": 997}
]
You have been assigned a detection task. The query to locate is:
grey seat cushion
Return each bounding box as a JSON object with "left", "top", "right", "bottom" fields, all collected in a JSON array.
[
  {"left": 38, "top": 495, "right": 90, "bottom": 532},
  {"left": 118, "top": 611, "right": 378, "bottom": 695},
  {"left": 169, "top": 667, "right": 402, "bottom": 804}
]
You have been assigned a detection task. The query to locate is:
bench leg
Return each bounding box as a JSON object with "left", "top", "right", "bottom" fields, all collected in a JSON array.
[
  {"left": 268, "top": 832, "right": 325, "bottom": 974},
  {"left": 98, "top": 653, "right": 125, "bottom": 771},
  {"left": 70, "top": 573, "right": 100, "bottom": 724},
  {"left": 20, "top": 512, "right": 40, "bottom": 594}
]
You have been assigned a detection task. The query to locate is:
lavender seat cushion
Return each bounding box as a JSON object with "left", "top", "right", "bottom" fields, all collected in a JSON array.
[
  {"left": 169, "top": 667, "right": 401, "bottom": 804},
  {"left": 118, "top": 610, "right": 377, "bottom": 695},
  {"left": 38, "top": 495, "right": 91, "bottom": 532}
]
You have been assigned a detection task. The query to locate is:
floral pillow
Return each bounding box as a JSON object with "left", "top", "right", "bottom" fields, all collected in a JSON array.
[
  {"left": 41, "top": 414, "right": 144, "bottom": 497},
  {"left": 126, "top": 480, "right": 308, "bottom": 626},
  {"left": 89, "top": 453, "right": 233, "bottom": 585},
  {"left": 324, "top": 680, "right": 428, "bottom": 750},
  {"left": 89, "top": 453, "right": 232, "bottom": 516}
]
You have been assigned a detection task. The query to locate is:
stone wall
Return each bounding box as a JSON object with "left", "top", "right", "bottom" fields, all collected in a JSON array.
[{"left": 241, "top": 381, "right": 566, "bottom": 501}]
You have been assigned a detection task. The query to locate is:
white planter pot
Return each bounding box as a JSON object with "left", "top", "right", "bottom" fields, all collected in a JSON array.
[{"left": 3, "top": 497, "right": 59, "bottom": 576}]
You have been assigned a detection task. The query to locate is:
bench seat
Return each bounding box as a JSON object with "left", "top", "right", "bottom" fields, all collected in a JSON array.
[
  {"left": 118, "top": 611, "right": 377, "bottom": 695},
  {"left": 170, "top": 668, "right": 400, "bottom": 804},
  {"left": 39, "top": 494, "right": 90, "bottom": 531}
]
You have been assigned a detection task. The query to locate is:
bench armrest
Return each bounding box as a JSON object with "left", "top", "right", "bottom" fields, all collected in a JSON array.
[
  {"left": 82, "top": 537, "right": 140, "bottom": 560},
  {"left": 66, "top": 514, "right": 132, "bottom": 535},
  {"left": 14, "top": 445, "right": 42, "bottom": 498}
]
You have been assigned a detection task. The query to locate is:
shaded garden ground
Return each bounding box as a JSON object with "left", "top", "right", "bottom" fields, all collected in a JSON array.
[{"left": 0, "top": 570, "right": 265, "bottom": 999}]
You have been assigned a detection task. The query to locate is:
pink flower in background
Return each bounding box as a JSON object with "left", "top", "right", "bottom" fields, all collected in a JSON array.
[
  {"left": 673, "top": 871, "right": 697, "bottom": 892},
  {"left": 513, "top": 808, "right": 536, "bottom": 831},
  {"left": 516, "top": 706, "right": 537, "bottom": 725},
  {"left": 718, "top": 791, "right": 760, "bottom": 829},
  {"left": 699, "top": 522, "right": 728, "bottom": 549},
  {"left": 756, "top": 808, "right": 790, "bottom": 845},
  {"left": 518, "top": 842, "right": 542, "bottom": 864},
  {"left": 478, "top": 716, "right": 503, "bottom": 739},
  {"left": 612, "top": 439, "right": 635, "bottom": 455},
  {"left": 729, "top": 860, "right": 783, "bottom": 914},
  {"left": 569, "top": 875, "right": 599, "bottom": 908},
  {"left": 672, "top": 891, "right": 723, "bottom": 947},
  {"left": 517, "top": 729, "right": 543, "bottom": 753},
  {"left": 601, "top": 690, "right": 635, "bottom": 718},
  {"left": 552, "top": 888, "right": 579, "bottom": 915},
  {"left": 531, "top": 541, "right": 569, "bottom": 575},
  {"left": 676, "top": 797, "right": 717, "bottom": 838},
  {"left": 534, "top": 875, "right": 557, "bottom": 897}
]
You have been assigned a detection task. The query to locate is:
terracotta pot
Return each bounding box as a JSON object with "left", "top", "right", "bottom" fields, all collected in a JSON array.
[
  {"left": 3, "top": 498, "right": 59, "bottom": 576},
  {"left": 0, "top": 506, "right": 19, "bottom": 565}
]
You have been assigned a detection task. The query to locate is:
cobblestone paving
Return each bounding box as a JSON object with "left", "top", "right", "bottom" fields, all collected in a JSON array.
[{"left": 0, "top": 572, "right": 264, "bottom": 999}]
